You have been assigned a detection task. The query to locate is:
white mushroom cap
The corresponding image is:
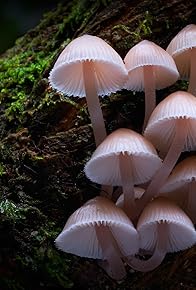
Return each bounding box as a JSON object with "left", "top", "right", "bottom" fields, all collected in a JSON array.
[
  {"left": 84, "top": 128, "right": 162, "bottom": 186},
  {"left": 144, "top": 91, "right": 196, "bottom": 157},
  {"left": 55, "top": 196, "right": 138, "bottom": 259},
  {"left": 137, "top": 197, "right": 196, "bottom": 253},
  {"left": 49, "top": 34, "right": 128, "bottom": 97},
  {"left": 166, "top": 24, "right": 196, "bottom": 79},
  {"left": 124, "top": 40, "right": 179, "bottom": 91}
]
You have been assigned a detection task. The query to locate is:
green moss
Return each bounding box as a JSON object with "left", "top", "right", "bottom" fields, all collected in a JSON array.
[
  {"left": 112, "top": 10, "right": 153, "bottom": 52},
  {"left": 0, "top": 0, "right": 103, "bottom": 127},
  {"left": 0, "top": 199, "right": 26, "bottom": 221},
  {"left": 0, "top": 51, "right": 55, "bottom": 122}
]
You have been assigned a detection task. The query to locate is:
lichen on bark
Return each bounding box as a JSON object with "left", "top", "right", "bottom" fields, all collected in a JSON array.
[{"left": 0, "top": 0, "right": 196, "bottom": 289}]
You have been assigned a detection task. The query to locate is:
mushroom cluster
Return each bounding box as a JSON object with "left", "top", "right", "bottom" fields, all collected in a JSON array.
[{"left": 49, "top": 24, "right": 196, "bottom": 280}]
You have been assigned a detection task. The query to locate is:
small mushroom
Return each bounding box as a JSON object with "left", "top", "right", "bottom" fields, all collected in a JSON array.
[
  {"left": 49, "top": 34, "right": 127, "bottom": 146},
  {"left": 84, "top": 128, "right": 161, "bottom": 219},
  {"left": 160, "top": 156, "right": 196, "bottom": 223},
  {"left": 55, "top": 196, "right": 138, "bottom": 280},
  {"left": 166, "top": 24, "right": 196, "bottom": 96},
  {"left": 126, "top": 197, "right": 196, "bottom": 272},
  {"left": 137, "top": 91, "right": 196, "bottom": 213},
  {"left": 124, "top": 40, "right": 179, "bottom": 129}
]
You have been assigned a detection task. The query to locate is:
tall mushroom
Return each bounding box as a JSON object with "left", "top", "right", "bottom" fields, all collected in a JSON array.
[
  {"left": 166, "top": 24, "right": 196, "bottom": 96},
  {"left": 55, "top": 196, "right": 138, "bottom": 280},
  {"left": 84, "top": 128, "right": 161, "bottom": 220},
  {"left": 127, "top": 197, "right": 196, "bottom": 272},
  {"left": 137, "top": 91, "right": 196, "bottom": 214},
  {"left": 49, "top": 34, "right": 128, "bottom": 146},
  {"left": 124, "top": 40, "right": 179, "bottom": 129}
]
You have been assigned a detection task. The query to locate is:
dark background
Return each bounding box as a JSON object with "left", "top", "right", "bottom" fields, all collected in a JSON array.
[{"left": 0, "top": 0, "right": 61, "bottom": 54}]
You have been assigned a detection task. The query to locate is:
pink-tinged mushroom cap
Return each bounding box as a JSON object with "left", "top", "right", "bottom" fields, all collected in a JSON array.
[
  {"left": 49, "top": 35, "right": 127, "bottom": 147},
  {"left": 49, "top": 34, "right": 127, "bottom": 97},
  {"left": 124, "top": 40, "right": 179, "bottom": 129},
  {"left": 160, "top": 156, "right": 196, "bottom": 223},
  {"left": 124, "top": 40, "right": 179, "bottom": 91},
  {"left": 166, "top": 24, "right": 196, "bottom": 95},
  {"left": 137, "top": 91, "right": 196, "bottom": 215},
  {"left": 55, "top": 196, "right": 138, "bottom": 280},
  {"left": 126, "top": 197, "right": 196, "bottom": 272},
  {"left": 144, "top": 91, "right": 196, "bottom": 157},
  {"left": 85, "top": 128, "right": 161, "bottom": 219}
]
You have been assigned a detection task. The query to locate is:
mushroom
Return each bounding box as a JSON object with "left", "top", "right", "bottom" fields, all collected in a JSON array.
[
  {"left": 124, "top": 40, "right": 179, "bottom": 129},
  {"left": 55, "top": 196, "right": 138, "bottom": 280},
  {"left": 49, "top": 34, "right": 128, "bottom": 146},
  {"left": 166, "top": 24, "right": 196, "bottom": 96},
  {"left": 126, "top": 197, "right": 196, "bottom": 272},
  {"left": 84, "top": 128, "right": 162, "bottom": 219},
  {"left": 137, "top": 91, "right": 196, "bottom": 214},
  {"left": 160, "top": 156, "right": 196, "bottom": 223}
]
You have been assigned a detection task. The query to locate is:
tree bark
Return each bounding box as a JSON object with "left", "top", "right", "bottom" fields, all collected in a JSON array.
[{"left": 0, "top": 0, "right": 195, "bottom": 289}]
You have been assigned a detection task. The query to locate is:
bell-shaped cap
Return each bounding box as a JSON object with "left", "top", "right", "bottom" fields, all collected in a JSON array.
[
  {"left": 144, "top": 91, "right": 196, "bottom": 157},
  {"left": 55, "top": 196, "right": 138, "bottom": 259},
  {"left": 49, "top": 34, "right": 128, "bottom": 97},
  {"left": 137, "top": 197, "right": 196, "bottom": 253},
  {"left": 84, "top": 128, "right": 162, "bottom": 186},
  {"left": 166, "top": 24, "right": 196, "bottom": 80},
  {"left": 124, "top": 40, "right": 179, "bottom": 91}
]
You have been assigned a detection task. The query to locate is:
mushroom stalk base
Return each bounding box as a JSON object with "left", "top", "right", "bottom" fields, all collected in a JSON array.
[
  {"left": 126, "top": 222, "right": 167, "bottom": 272},
  {"left": 95, "top": 225, "right": 126, "bottom": 280},
  {"left": 83, "top": 61, "right": 107, "bottom": 146}
]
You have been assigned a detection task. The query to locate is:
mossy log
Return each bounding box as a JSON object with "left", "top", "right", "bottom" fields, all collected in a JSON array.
[{"left": 0, "top": 0, "right": 196, "bottom": 289}]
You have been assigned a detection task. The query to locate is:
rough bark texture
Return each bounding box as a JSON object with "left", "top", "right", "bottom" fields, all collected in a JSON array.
[{"left": 0, "top": 0, "right": 195, "bottom": 289}]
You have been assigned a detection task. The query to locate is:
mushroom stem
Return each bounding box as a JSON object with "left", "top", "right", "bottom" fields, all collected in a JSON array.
[
  {"left": 119, "top": 153, "right": 136, "bottom": 220},
  {"left": 188, "top": 48, "right": 196, "bottom": 96},
  {"left": 186, "top": 181, "right": 196, "bottom": 223},
  {"left": 126, "top": 222, "right": 167, "bottom": 272},
  {"left": 83, "top": 61, "right": 107, "bottom": 146},
  {"left": 95, "top": 224, "right": 126, "bottom": 280},
  {"left": 137, "top": 119, "right": 189, "bottom": 216},
  {"left": 143, "top": 66, "right": 156, "bottom": 131}
]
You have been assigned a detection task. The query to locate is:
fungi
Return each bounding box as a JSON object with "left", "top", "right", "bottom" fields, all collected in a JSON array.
[
  {"left": 124, "top": 40, "right": 179, "bottom": 129},
  {"left": 137, "top": 91, "right": 196, "bottom": 214},
  {"left": 49, "top": 34, "right": 127, "bottom": 146},
  {"left": 127, "top": 197, "right": 196, "bottom": 272},
  {"left": 84, "top": 128, "right": 161, "bottom": 219},
  {"left": 166, "top": 24, "right": 196, "bottom": 96},
  {"left": 55, "top": 196, "right": 138, "bottom": 280}
]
